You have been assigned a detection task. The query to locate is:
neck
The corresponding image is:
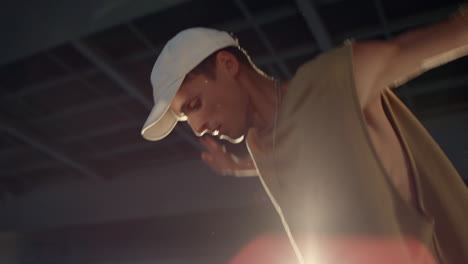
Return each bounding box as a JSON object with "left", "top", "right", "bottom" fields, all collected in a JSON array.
[{"left": 242, "top": 70, "right": 289, "bottom": 133}]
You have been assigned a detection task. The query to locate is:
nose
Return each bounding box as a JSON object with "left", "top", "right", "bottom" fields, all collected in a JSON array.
[{"left": 187, "top": 117, "right": 208, "bottom": 137}]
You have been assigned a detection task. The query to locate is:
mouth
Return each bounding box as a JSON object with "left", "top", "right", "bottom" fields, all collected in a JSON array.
[
  {"left": 207, "top": 125, "right": 244, "bottom": 144},
  {"left": 211, "top": 125, "right": 222, "bottom": 137}
]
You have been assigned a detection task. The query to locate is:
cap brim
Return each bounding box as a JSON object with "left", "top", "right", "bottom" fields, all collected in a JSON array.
[{"left": 141, "top": 78, "right": 184, "bottom": 141}]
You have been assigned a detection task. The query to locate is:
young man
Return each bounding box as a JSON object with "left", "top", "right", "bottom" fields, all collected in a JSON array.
[{"left": 141, "top": 8, "right": 468, "bottom": 264}]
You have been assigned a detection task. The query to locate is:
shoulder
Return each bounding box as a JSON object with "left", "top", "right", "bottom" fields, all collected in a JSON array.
[
  {"left": 351, "top": 40, "right": 399, "bottom": 108},
  {"left": 286, "top": 41, "right": 399, "bottom": 111},
  {"left": 281, "top": 45, "right": 356, "bottom": 117},
  {"left": 290, "top": 43, "right": 359, "bottom": 95},
  {"left": 291, "top": 44, "right": 351, "bottom": 87}
]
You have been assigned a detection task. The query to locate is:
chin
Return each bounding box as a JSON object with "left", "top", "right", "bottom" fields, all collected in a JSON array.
[
  {"left": 219, "top": 134, "right": 245, "bottom": 144},
  {"left": 217, "top": 123, "right": 249, "bottom": 143}
]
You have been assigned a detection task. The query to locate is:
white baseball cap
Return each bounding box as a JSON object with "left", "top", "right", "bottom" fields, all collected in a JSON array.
[{"left": 141, "top": 27, "right": 239, "bottom": 141}]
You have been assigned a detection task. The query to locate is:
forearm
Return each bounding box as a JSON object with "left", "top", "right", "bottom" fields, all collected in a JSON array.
[
  {"left": 401, "top": 8, "right": 467, "bottom": 64},
  {"left": 387, "top": 6, "right": 468, "bottom": 86}
]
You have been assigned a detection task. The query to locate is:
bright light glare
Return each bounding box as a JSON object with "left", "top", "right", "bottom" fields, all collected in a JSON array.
[
  {"left": 220, "top": 134, "right": 244, "bottom": 144},
  {"left": 190, "top": 127, "right": 244, "bottom": 144},
  {"left": 178, "top": 115, "right": 188, "bottom": 121},
  {"left": 193, "top": 129, "right": 208, "bottom": 137}
]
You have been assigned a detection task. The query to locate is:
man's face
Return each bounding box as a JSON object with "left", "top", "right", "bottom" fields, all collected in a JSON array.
[{"left": 170, "top": 52, "right": 250, "bottom": 141}]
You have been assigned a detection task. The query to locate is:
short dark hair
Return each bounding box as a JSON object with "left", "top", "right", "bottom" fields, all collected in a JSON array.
[{"left": 185, "top": 46, "right": 254, "bottom": 81}]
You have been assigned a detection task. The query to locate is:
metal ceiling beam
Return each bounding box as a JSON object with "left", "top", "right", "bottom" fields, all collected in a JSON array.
[
  {"left": 0, "top": 114, "right": 99, "bottom": 178},
  {"left": 254, "top": 44, "right": 319, "bottom": 65},
  {"left": 1, "top": 5, "right": 456, "bottom": 102},
  {"left": 234, "top": 0, "right": 292, "bottom": 78},
  {"left": 46, "top": 52, "right": 135, "bottom": 120},
  {"left": 294, "top": 0, "right": 333, "bottom": 51},
  {"left": 0, "top": 137, "right": 185, "bottom": 176},
  {"left": 130, "top": 6, "right": 281, "bottom": 79},
  {"left": 126, "top": 22, "right": 158, "bottom": 52},
  {"left": 372, "top": 0, "right": 392, "bottom": 39},
  {"left": 0, "top": 5, "right": 299, "bottom": 101},
  {"left": 0, "top": 68, "right": 99, "bottom": 101},
  {"left": 5, "top": 6, "right": 455, "bottom": 135},
  {"left": 89, "top": 140, "right": 182, "bottom": 159},
  {"left": 118, "top": 6, "right": 461, "bottom": 78},
  {"left": 256, "top": 6, "right": 458, "bottom": 64},
  {"left": 220, "top": 6, "right": 298, "bottom": 32},
  {"left": 1, "top": 6, "right": 459, "bottom": 151},
  {"left": 1, "top": 162, "right": 57, "bottom": 177},
  {"left": 72, "top": 41, "right": 152, "bottom": 108},
  {"left": 118, "top": 5, "right": 299, "bottom": 66},
  {"left": 31, "top": 95, "right": 131, "bottom": 124},
  {"left": 343, "top": 6, "right": 456, "bottom": 40},
  {"left": 71, "top": 40, "right": 204, "bottom": 151},
  {"left": 0, "top": 0, "right": 192, "bottom": 66},
  {"left": 57, "top": 121, "right": 142, "bottom": 143},
  {"left": 4, "top": 73, "right": 466, "bottom": 176},
  {"left": 397, "top": 76, "right": 468, "bottom": 97}
]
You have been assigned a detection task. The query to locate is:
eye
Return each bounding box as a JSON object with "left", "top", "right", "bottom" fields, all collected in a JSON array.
[{"left": 184, "top": 97, "right": 201, "bottom": 114}]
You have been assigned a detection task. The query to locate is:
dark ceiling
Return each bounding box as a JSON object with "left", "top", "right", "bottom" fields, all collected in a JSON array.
[
  {"left": 0, "top": 0, "right": 467, "bottom": 262},
  {"left": 1, "top": 0, "right": 466, "bottom": 195}
]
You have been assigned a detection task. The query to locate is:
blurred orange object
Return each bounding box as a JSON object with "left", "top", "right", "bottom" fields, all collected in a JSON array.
[{"left": 229, "top": 233, "right": 438, "bottom": 264}]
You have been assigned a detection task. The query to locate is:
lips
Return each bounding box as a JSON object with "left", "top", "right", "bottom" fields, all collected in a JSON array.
[{"left": 211, "top": 125, "right": 222, "bottom": 137}]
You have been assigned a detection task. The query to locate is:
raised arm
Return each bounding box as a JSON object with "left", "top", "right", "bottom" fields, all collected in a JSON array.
[{"left": 353, "top": 6, "right": 468, "bottom": 108}]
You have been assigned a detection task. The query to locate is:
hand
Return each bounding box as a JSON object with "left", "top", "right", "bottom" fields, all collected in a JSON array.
[
  {"left": 454, "top": 3, "right": 468, "bottom": 21},
  {"left": 460, "top": 3, "right": 468, "bottom": 15},
  {"left": 200, "top": 136, "right": 258, "bottom": 177}
]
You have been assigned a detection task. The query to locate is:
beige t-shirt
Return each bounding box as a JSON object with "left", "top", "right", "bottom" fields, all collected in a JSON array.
[{"left": 247, "top": 43, "right": 468, "bottom": 264}]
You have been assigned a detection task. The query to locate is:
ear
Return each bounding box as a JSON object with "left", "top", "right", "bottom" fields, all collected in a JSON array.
[{"left": 216, "top": 50, "right": 240, "bottom": 77}]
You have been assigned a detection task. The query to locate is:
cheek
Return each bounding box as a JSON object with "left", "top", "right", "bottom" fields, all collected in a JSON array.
[
  {"left": 191, "top": 98, "right": 221, "bottom": 125},
  {"left": 210, "top": 82, "right": 249, "bottom": 120},
  {"left": 220, "top": 94, "right": 249, "bottom": 122},
  {"left": 203, "top": 97, "right": 220, "bottom": 115}
]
